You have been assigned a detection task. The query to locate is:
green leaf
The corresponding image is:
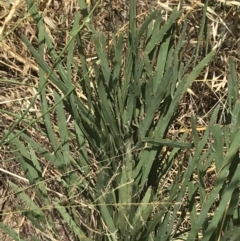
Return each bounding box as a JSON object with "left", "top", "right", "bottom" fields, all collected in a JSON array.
[
  {"left": 117, "top": 165, "right": 134, "bottom": 234},
  {"left": 54, "top": 91, "right": 70, "bottom": 167},
  {"left": 0, "top": 223, "right": 26, "bottom": 241},
  {"left": 183, "top": 50, "right": 215, "bottom": 94},
  {"left": 212, "top": 124, "right": 224, "bottom": 172},
  {"left": 9, "top": 181, "right": 46, "bottom": 224},
  {"left": 140, "top": 137, "right": 193, "bottom": 149},
  {"left": 132, "top": 186, "right": 152, "bottom": 224},
  {"left": 54, "top": 202, "right": 93, "bottom": 241},
  {"left": 9, "top": 135, "right": 42, "bottom": 185},
  {"left": 145, "top": 8, "right": 182, "bottom": 54}
]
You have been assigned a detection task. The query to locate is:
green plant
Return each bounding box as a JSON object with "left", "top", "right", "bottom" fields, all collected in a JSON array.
[{"left": 2, "top": 0, "right": 240, "bottom": 241}]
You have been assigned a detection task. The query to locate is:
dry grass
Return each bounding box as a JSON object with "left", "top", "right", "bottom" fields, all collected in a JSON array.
[{"left": 0, "top": 0, "right": 240, "bottom": 240}]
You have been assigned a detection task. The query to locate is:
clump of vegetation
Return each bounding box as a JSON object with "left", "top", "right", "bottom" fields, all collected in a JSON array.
[{"left": 1, "top": 0, "right": 240, "bottom": 240}]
